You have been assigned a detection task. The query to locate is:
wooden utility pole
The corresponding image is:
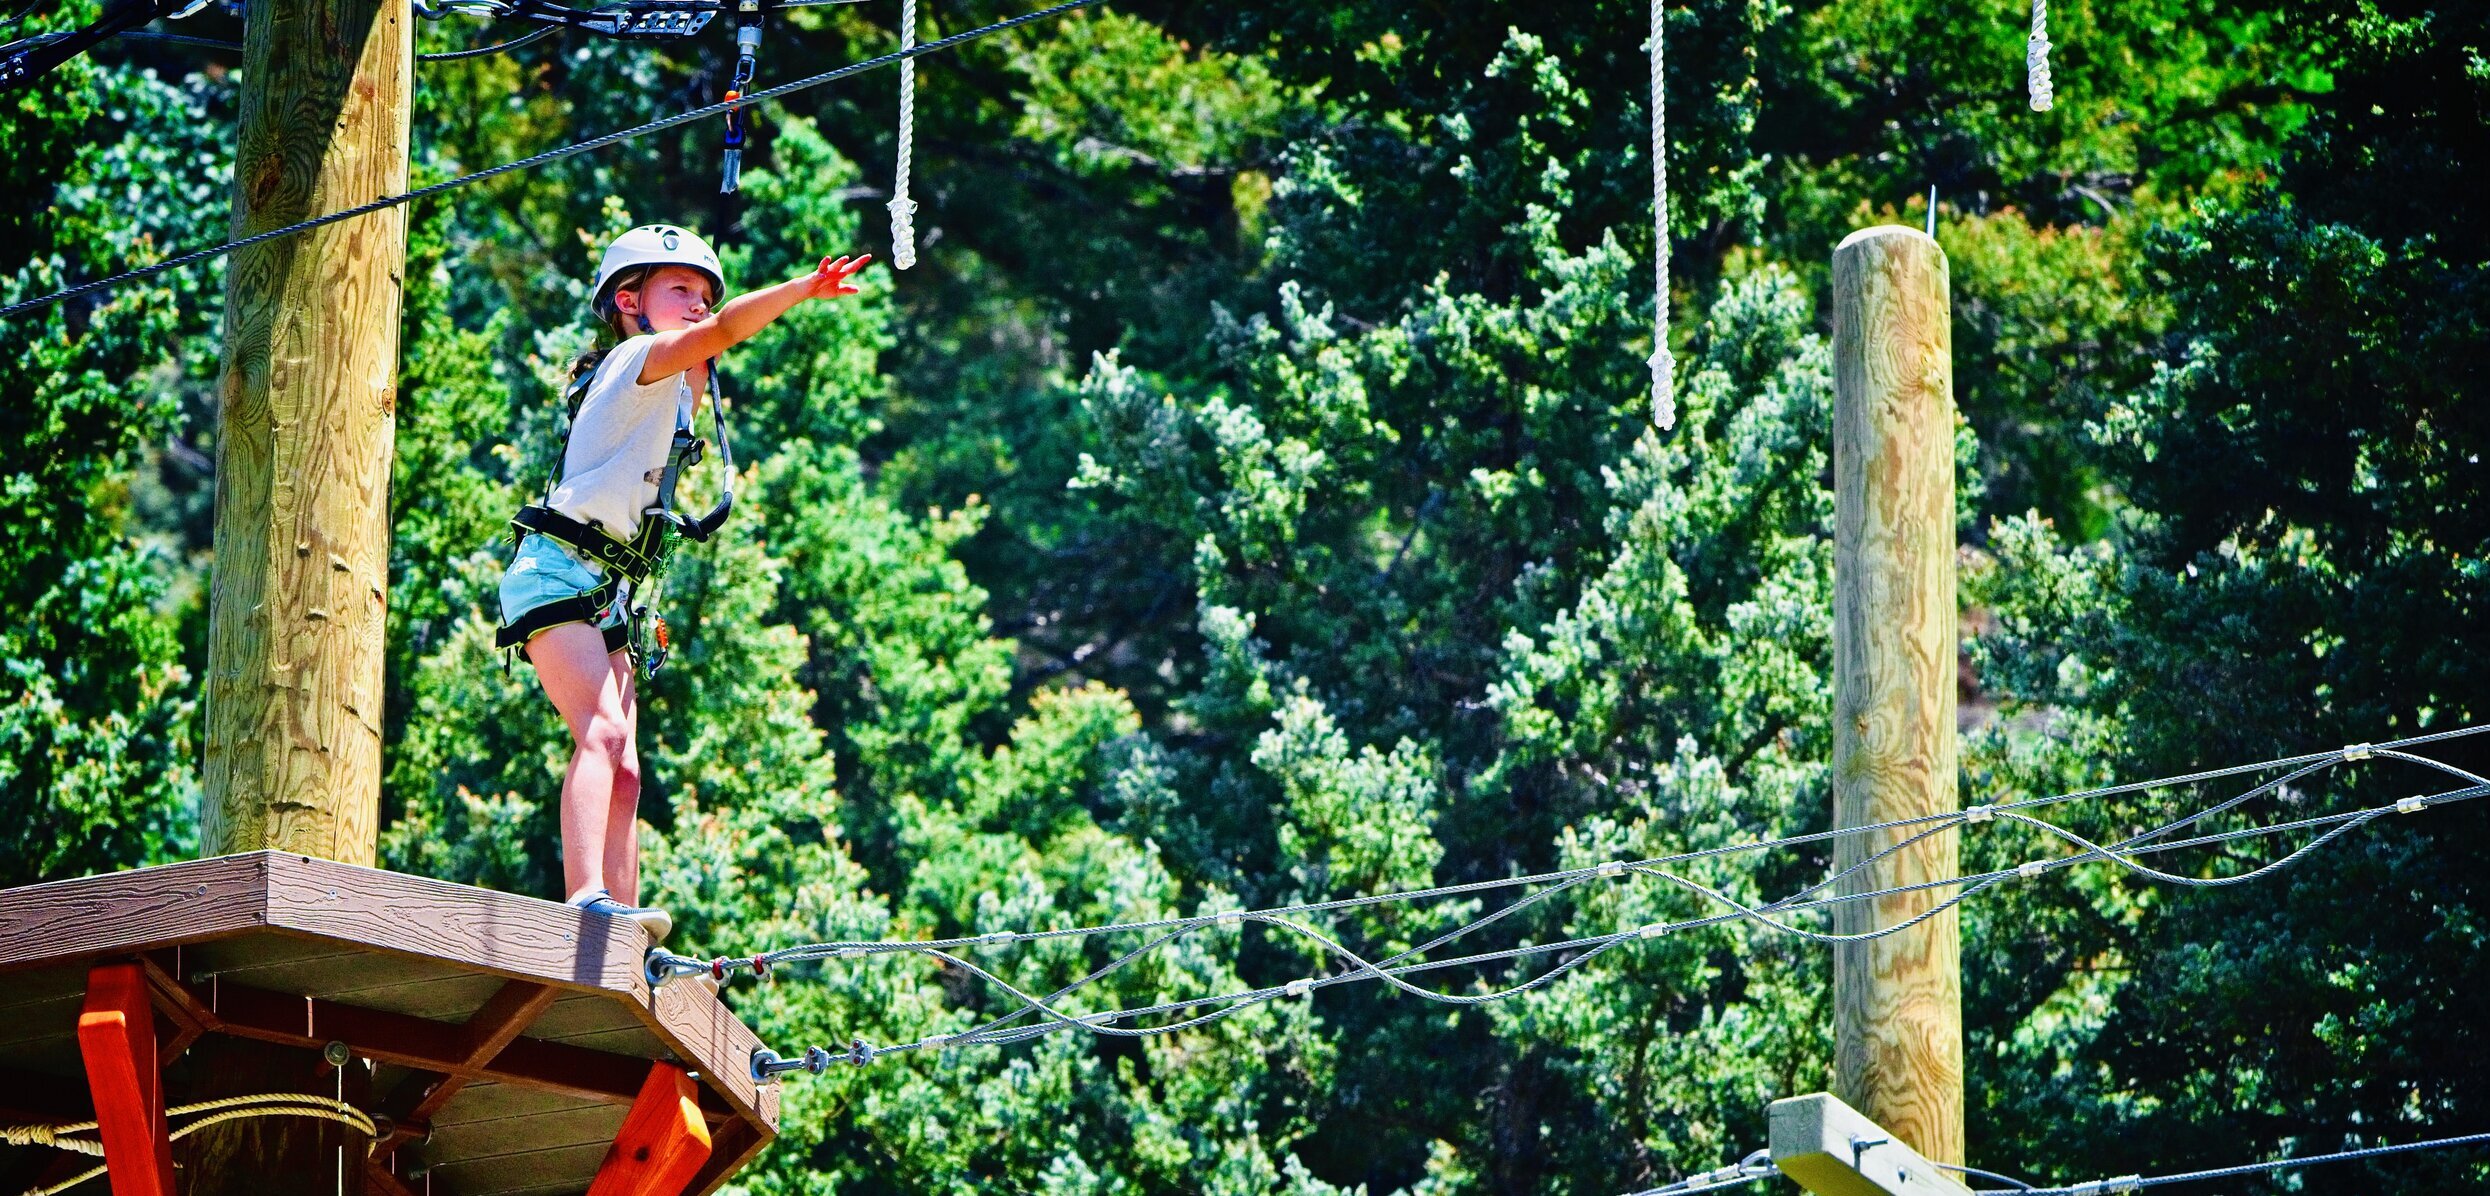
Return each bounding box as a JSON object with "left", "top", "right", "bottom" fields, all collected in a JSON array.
[
  {"left": 202, "top": 0, "right": 411, "bottom": 866},
  {"left": 196, "top": 0, "right": 408, "bottom": 1186},
  {"left": 1828, "top": 224, "right": 1963, "bottom": 1167}
]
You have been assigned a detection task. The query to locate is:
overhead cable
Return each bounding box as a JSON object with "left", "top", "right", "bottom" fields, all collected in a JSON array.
[
  {"left": 663, "top": 724, "right": 2488, "bottom": 980},
  {"left": 726, "top": 758, "right": 2487, "bottom": 1071},
  {"left": 0, "top": 0, "right": 1106, "bottom": 321},
  {"left": 1622, "top": 1148, "right": 1774, "bottom": 1195},
  {"left": 1976, "top": 1130, "right": 2490, "bottom": 1194}
]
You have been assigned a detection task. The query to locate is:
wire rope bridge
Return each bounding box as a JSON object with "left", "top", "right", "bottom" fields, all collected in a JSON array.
[{"left": 643, "top": 726, "right": 2487, "bottom": 1080}]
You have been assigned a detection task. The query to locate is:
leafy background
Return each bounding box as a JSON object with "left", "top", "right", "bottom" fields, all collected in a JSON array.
[{"left": 4, "top": 0, "right": 2486, "bottom": 1189}]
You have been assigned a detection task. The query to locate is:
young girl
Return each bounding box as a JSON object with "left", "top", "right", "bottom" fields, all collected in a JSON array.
[{"left": 496, "top": 224, "right": 871, "bottom": 941}]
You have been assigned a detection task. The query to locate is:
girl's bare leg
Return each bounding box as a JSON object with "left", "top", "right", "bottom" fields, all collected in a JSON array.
[
  {"left": 524, "top": 624, "right": 642, "bottom": 902},
  {"left": 605, "top": 649, "right": 642, "bottom": 905}
]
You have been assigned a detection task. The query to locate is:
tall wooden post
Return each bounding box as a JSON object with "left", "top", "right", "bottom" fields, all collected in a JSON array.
[
  {"left": 195, "top": 0, "right": 407, "bottom": 1185},
  {"left": 1828, "top": 224, "right": 1962, "bottom": 1166},
  {"left": 202, "top": 0, "right": 411, "bottom": 865}
]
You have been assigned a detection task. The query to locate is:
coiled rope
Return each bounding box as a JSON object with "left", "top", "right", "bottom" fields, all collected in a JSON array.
[
  {"left": 2026, "top": 0, "right": 2052, "bottom": 111},
  {"left": 5, "top": 1093, "right": 377, "bottom": 1196},
  {"left": 889, "top": 0, "right": 920, "bottom": 269},
  {"left": 1648, "top": 0, "right": 1675, "bottom": 429}
]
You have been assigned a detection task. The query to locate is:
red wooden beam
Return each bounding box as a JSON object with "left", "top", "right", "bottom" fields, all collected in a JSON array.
[
  {"left": 76, "top": 962, "right": 173, "bottom": 1196},
  {"left": 585, "top": 1063, "right": 713, "bottom": 1196}
]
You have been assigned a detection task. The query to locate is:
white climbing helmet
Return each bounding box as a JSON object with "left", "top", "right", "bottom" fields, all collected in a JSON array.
[{"left": 590, "top": 224, "right": 727, "bottom": 317}]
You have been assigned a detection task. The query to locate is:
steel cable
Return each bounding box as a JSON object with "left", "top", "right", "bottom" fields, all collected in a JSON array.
[
  {"left": 752, "top": 775, "right": 2486, "bottom": 1066},
  {"left": 1982, "top": 1130, "right": 2490, "bottom": 1194},
  {"left": 672, "top": 726, "right": 2487, "bottom": 978},
  {"left": 0, "top": 0, "right": 1106, "bottom": 321}
]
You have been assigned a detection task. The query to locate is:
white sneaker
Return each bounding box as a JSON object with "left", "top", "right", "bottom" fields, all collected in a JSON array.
[{"left": 568, "top": 888, "right": 674, "bottom": 943}]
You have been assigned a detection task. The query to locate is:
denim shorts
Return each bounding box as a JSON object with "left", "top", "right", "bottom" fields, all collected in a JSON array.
[{"left": 498, "top": 532, "right": 629, "bottom": 652}]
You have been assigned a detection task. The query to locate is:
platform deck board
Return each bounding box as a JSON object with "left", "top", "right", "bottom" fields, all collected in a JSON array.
[{"left": 0, "top": 852, "right": 776, "bottom": 1196}]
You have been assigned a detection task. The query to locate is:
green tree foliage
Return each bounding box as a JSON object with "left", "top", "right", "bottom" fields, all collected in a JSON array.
[{"left": 7, "top": 0, "right": 2488, "bottom": 1190}]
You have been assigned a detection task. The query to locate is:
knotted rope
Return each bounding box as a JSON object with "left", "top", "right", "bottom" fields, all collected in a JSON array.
[
  {"left": 1648, "top": 0, "right": 1676, "bottom": 429},
  {"left": 2027, "top": 0, "right": 2053, "bottom": 111},
  {"left": 889, "top": 0, "right": 921, "bottom": 268}
]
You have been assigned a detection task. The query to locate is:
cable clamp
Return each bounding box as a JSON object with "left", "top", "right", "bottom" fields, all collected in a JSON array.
[
  {"left": 645, "top": 948, "right": 709, "bottom": 988},
  {"left": 2396, "top": 794, "right": 2429, "bottom": 814},
  {"left": 1962, "top": 804, "right": 1996, "bottom": 823},
  {"left": 1637, "top": 921, "right": 1671, "bottom": 940},
  {"left": 979, "top": 931, "right": 1019, "bottom": 947},
  {"left": 2017, "top": 859, "right": 2051, "bottom": 880},
  {"left": 1283, "top": 978, "right": 1316, "bottom": 999},
  {"left": 1595, "top": 860, "right": 1626, "bottom": 878},
  {"left": 2342, "top": 742, "right": 2375, "bottom": 762},
  {"left": 2071, "top": 1176, "right": 2142, "bottom": 1196},
  {"left": 847, "top": 1038, "right": 876, "bottom": 1067}
]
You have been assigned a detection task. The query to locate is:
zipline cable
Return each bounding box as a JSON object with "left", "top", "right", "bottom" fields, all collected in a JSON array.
[
  {"left": 121, "top": 23, "right": 558, "bottom": 58},
  {"left": 0, "top": 0, "right": 1106, "bottom": 322},
  {"left": 665, "top": 725, "right": 2488, "bottom": 981},
  {"left": 1973, "top": 1130, "right": 2490, "bottom": 1194},
  {"left": 1622, "top": 1148, "right": 1774, "bottom": 1195},
  {"left": 741, "top": 770, "right": 2487, "bottom": 1069},
  {"left": 907, "top": 779, "right": 2490, "bottom": 1059}
]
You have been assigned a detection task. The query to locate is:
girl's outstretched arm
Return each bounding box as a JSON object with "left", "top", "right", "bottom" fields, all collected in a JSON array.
[{"left": 639, "top": 254, "right": 872, "bottom": 383}]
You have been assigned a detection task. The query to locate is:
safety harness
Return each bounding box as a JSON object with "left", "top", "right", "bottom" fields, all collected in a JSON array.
[{"left": 495, "top": 346, "right": 737, "bottom": 679}]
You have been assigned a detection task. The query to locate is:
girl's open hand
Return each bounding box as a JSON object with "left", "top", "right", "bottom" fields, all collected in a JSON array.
[{"left": 807, "top": 254, "right": 873, "bottom": 299}]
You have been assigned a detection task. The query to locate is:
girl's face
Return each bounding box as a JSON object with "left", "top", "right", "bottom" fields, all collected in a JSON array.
[{"left": 614, "top": 265, "right": 718, "bottom": 331}]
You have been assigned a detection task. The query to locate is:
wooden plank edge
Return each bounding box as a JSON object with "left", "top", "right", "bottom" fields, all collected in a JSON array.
[
  {"left": 262, "top": 854, "right": 645, "bottom": 994},
  {"left": 633, "top": 974, "right": 774, "bottom": 1131},
  {"left": 0, "top": 855, "right": 271, "bottom": 974}
]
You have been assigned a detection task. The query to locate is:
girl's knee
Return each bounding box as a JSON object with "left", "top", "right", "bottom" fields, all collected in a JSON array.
[{"left": 576, "top": 713, "right": 634, "bottom": 765}]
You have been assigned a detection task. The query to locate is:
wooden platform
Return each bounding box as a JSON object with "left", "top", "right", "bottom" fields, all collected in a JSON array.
[{"left": 0, "top": 852, "right": 779, "bottom": 1195}]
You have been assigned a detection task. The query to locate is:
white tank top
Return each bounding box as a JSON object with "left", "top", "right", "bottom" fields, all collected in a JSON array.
[{"left": 544, "top": 335, "right": 695, "bottom": 542}]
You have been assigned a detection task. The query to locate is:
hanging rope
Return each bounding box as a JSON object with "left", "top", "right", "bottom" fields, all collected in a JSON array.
[
  {"left": 888, "top": 0, "right": 920, "bottom": 269},
  {"left": 1648, "top": 0, "right": 1675, "bottom": 429},
  {"left": 2026, "top": 0, "right": 2052, "bottom": 111}
]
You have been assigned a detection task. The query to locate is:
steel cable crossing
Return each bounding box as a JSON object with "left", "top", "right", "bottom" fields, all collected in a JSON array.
[
  {"left": 0, "top": 0, "right": 1107, "bottom": 322},
  {"left": 1969, "top": 1130, "right": 2490, "bottom": 1194},
  {"left": 714, "top": 727, "right": 2488, "bottom": 1073},
  {"left": 1619, "top": 1130, "right": 2490, "bottom": 1196},
  {"left": 684, "top": 724, "right": 2488, "bottom": 971}
]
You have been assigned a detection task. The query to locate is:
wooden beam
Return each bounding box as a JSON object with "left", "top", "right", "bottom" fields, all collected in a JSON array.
[
  {"left": 586, "top": 1064, "right": 713, "bottom": 1196},
  {"left": 0, "top": 855, "right": 268, "bottom": 974},
  {"left": 76, "top": 962, "right": 174, "bottom": 1196},
  {"left": 369, "top": 979, "right": 559, "bottom": 1161},
  {"left": 1768, "top": 1092, "right": 1972, "bottom": 1196},
  {"left": 1828, "top": 223, "right": 1964, "bottom": 1166},
  {"left": 201, "top": 0, "right": 410, "bottom": 867},
  {"left": 140, "top": 950, "right": 216, "bottom": 1061},
  {"left": 192, "top": 976, "right": 725, "bottom": 1118}
]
